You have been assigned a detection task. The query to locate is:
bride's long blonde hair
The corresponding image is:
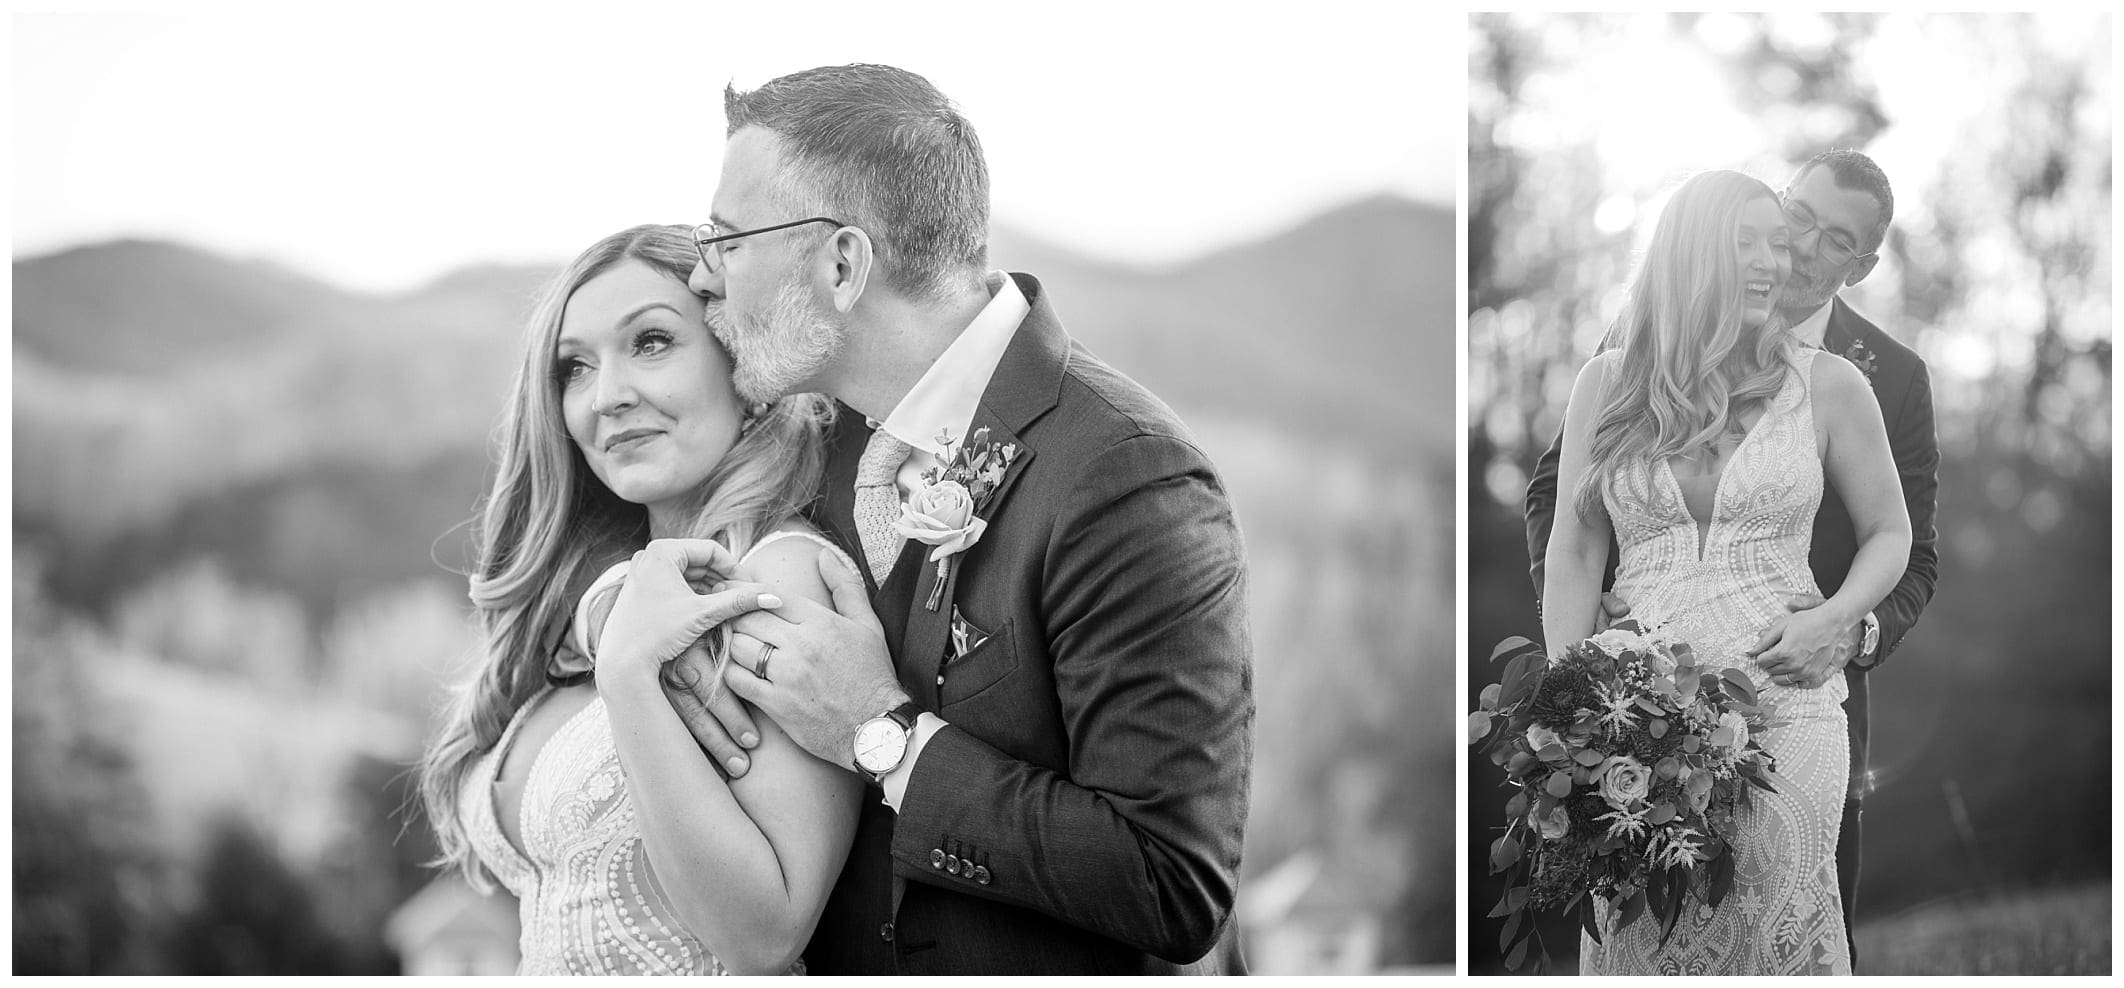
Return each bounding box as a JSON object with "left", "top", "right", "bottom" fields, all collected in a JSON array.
[
  {"left": 418, "top": 225, "right": 834, "bottom": 887},
  {"left": 1574, "top": 170, "right": 1793, "bottom": 520}
]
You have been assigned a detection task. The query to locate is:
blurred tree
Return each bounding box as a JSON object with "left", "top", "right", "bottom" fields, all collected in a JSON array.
[
  {"left": 12, "top": 550, "right": 167, "bottom": 974},
  {"left": 160, "top": 816, "right": 360, "bottom": 974}
]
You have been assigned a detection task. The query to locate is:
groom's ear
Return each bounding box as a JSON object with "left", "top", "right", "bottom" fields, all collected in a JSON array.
[{"left": 822, "top": 226, "right": 874, "bottom": 314}]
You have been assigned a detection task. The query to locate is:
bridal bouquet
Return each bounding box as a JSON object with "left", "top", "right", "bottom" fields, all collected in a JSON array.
[{"left": 1467, "top": 622, "right": 1781, "bottom": 972}]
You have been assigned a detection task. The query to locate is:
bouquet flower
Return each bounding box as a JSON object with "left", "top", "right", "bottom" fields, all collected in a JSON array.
[{"left": 1467, "top": 622, "right": 1782, "bottom": 971}]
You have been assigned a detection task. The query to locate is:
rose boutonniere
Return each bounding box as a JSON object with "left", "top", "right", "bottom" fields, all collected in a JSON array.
[
  {"left": 896, "top": 427, "right": 1020, "bottom": 610},
  {"left": 1841, "top": 338, "right": 1879, "bottom": 383}
]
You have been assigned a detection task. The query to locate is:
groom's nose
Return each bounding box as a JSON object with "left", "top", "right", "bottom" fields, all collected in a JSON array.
[{"left": 688, "top": 257, "right": 724, "bottom": 299}]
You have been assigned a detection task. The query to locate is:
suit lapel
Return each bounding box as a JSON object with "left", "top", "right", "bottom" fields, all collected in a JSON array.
[
  {"left": 898, "top": 273, "right": 1067, "bottom": 707},
  {"left": 1822, "top": 298, "right": 1854, "bottom": 356},
  {"left": 901, "top": 411, "right": 1036, "bottom": 704}
]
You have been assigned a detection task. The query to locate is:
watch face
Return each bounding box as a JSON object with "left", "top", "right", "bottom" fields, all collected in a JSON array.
[{"left": 854, "top": 717, "right": 908, "bottom": 774}]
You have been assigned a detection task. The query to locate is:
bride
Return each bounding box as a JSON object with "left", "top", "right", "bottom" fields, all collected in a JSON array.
[
  {"left": 1543, "top": 170, "right": 1911, "bottom": 975},
  {"left": 419, "top": 225, "right": 860, "bottom": 974}
]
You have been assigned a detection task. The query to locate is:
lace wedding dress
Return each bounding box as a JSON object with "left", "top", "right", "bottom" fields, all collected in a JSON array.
[
  {"left": 457, "top": 530, "right": 856, "bottom": 975},
  {"left": 1579, "top": 347, "right": 1852, "bottom": 976}
]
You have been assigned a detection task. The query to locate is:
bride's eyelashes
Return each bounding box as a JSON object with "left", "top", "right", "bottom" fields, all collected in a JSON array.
[
  {"left": 631, "top": 327, "right": 677, "bottom": 358},
  {"left": 552, "top": 328, "right": 680, "bottom": 387}
]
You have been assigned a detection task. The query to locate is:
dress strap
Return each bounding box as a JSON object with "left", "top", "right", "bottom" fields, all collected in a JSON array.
[
  {"left": 492, "top": 685, "right": 554, "bottom": 766},
  {"left": 739, "top": 529, "right": 863, "bottom": 576},
  {"left": 1773, "top": 343, "right": 1818, "bottom": 410}
]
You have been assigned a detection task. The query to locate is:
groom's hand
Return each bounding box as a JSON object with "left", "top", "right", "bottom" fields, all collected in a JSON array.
[
  {"left": 720, "top": 550, "right": 907, "bottom": 770},
  {"left": 1748, "top": 594, "right": 1859, "bottom": 688},
  {"left": 664, "top": 641, "right": 764, "bottom": 779}
]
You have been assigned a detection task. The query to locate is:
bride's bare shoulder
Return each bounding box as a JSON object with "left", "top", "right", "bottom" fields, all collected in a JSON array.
[
  {"left": 1806, "top": 350, "right": 1875, "bottom": 415},
  {"left": 1567, "top": 348, "right": 1624, "bottom": 409}
]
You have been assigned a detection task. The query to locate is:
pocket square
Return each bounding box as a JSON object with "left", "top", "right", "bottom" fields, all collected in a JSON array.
[{"left": 949, "top": 607, "right": 991, "bottom": 662}]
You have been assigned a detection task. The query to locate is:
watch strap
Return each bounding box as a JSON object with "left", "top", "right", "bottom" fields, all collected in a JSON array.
[{"left": 883, "top": 699, "right": 924, "bottom": 730}]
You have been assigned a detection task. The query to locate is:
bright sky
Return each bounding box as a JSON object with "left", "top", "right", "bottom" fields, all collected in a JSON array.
[{"left": 13, "top": 4, "right": 1458, "bottom": 292}]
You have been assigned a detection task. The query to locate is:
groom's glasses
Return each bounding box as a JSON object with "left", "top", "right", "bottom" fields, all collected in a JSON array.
[
  {"left": 692, "top": 217, "right": 846, "bottom": 274},
  {"left": 1780, "top": 200, "right": 1875, "bottom": 268}
]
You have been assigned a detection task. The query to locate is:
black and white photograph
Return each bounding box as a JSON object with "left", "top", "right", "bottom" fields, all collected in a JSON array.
[
  {"left": 1467, "top": 11, "right": 2111, "bottom": 976},
  {"left": 12, "top": 5, "right": 1455, "bottom": 976}
]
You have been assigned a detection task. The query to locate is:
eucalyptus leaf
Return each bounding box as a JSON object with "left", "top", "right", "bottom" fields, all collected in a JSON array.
[
  {"left": 1619, "top": 890, "right": 1647, "bottom": 931},
  {"left": 1490, "top": 635, "right": 1540, "bottom": 664},
  {"left": 1545, "top": 771, "right": 1573, "bottom": 798}
]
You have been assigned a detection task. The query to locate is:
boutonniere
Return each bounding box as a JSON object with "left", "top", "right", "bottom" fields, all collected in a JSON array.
[
  {"left": 895, "top": 426, "right": 1020, "bottom": 610},
  {"left": 1841, "top": 338, "right": 1880, "bottom": 382}
]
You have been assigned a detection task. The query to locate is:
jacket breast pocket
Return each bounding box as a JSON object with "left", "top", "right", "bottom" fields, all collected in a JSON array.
[{"left": 939, "top": 617, "right": 1017, "bottom": 709}]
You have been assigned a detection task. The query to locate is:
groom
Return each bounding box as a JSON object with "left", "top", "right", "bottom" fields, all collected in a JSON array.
[
  {"left": 673, "top": 64, "right": 1253, "bottom": 975},
  {"left": 1523, "top": 149, "right": 1940, "bottom": 971}
]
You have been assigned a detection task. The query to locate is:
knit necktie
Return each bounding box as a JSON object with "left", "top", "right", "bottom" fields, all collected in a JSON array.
[{"left": 854, "top": 428, "right": 914, "bottom": 584}]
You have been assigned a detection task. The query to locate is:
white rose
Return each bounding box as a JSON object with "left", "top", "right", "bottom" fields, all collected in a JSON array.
[
  {"left": 1598, "top": 756, "right": 1653, "bottom": 809},
  {"left": 895, "top": 481, "right": 988, "bottom": 560}
]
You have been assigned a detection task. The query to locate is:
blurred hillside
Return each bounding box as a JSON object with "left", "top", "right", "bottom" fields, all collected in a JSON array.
[{"left": 12, "top": 195, "right": 1454, "bottom": 973}]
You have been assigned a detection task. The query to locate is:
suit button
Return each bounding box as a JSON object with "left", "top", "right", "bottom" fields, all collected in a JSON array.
[
  {"left": 930, "top": 849, "right": 945, "bottom": 869},
  {"left": 974, "top": 865, "right": 991, "bottom": 885},
  {"left": 946, "top": 854, "right": 961, "bottom": 875},
  {"left": 879, "top": 922, "right": 894, "bottom": 943}
]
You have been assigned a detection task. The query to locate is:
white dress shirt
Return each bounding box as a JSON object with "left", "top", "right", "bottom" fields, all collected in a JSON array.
[
  {"left": 1789, "top": 298, "right": 1835, "bottom": 350},
  {"left": 865, "top": 271, "right": 1029, "bottom": 811}
]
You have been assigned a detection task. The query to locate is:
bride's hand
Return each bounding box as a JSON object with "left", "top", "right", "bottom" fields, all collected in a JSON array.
[
  {"left": 1747, "top": 596, "right": 1859, "bottom": 689},
  {"left": 595, "top": 539, "right": 783, "bottom": 684}
]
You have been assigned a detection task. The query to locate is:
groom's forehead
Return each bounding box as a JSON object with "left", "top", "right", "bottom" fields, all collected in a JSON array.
[
  {"left": 712, "top": 127, "right": 788, "bottom": 223},
  {"left": 1789, "top": 166, "right": 1880, "bottom": 232}
]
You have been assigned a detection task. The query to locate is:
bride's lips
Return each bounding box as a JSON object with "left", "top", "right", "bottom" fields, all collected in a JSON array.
[
  {"left": 1744, "top": 278, "right": 1775, "bottom": 302},
  {"left": 604, "top": 428, "right": 663, "bottom": 453}
]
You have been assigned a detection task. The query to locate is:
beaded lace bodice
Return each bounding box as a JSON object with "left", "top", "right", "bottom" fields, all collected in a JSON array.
[
  {"left": 457, "top": 530, "right": 854, "bottom": 975},
  {"left": 1600, "top": 346, "right": 1845, "bottom": 706},
  {"left": 1580, "top": 346, "right": 1852, "bottom": 976}
]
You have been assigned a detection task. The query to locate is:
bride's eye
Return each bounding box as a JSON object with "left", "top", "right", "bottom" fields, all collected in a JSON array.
[
  {"left": 633, "top": 329, "right": 675, "bottom": 356},
  {"left": 555, "top": 356, "right": 591, "bottom": 386}
]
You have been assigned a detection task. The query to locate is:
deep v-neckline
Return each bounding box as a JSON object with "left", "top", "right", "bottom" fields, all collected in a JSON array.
[
  {"left": 1658, "top": 402, "right": 1774, "bottom": 562},
  {"left": 488, "top": 687, "right": 604, "bottom": 864}
]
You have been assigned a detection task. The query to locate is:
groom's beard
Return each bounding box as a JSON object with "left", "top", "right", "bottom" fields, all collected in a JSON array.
[
  {"left": 706, "top": 274, "right": 848, "bottom": 404},
  {"left": 1778, "top": 257, "right": 1841, "bottom": 320}
]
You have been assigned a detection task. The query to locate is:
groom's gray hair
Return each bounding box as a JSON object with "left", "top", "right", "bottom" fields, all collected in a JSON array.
[
  {"left": 724, "top": 64, "right": 990, "bottom": 301},
  {"left": 1794, "top": 148, "right": 1895, "bottom": 254}
]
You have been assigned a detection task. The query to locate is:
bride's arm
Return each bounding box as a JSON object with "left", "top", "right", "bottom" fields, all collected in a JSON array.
[
  {"left": 598, "top": 536, "right": 862, "bottom": 974},
  {"left": 1541, "top": 353, "right": 1617, "bottom": 658},
  {"left": 1774, "top": 356, "right": 1914, "bottom": 659}
]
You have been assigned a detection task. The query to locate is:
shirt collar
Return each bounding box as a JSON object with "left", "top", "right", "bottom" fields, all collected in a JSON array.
[
  {"left": 1789, "top": 298, "right": 1836, "bottom": 350},
  {"left": 877, "top": 271, "right": 1029, "bottom": 458}
]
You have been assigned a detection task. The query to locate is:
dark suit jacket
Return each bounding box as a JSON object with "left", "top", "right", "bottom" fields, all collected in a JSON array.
[
  {"left": 798, "top": 272, "right": 1255, "bottom": 975},
  {"left": 1523, "top": 297, "right": 1940, "bottom": 799}
]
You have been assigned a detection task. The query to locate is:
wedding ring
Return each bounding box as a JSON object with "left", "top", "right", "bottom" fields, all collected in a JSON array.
[{"left": 756, "top": 641, "right": 775, "bottom": 682}]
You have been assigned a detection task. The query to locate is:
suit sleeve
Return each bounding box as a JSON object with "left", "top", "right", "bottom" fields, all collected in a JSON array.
[
  {"left": 1868, "top": 358, "right": 1941, "bottom": 663},
  {"left": 889, "top": 434, "right": 1251, "bottom": 963},
  {"left": 1525, "top": 418, "right": 1567, "bottom": 611},
  {"left": 1524, "top": 413, "right": 1619, "bottom": 616}
]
